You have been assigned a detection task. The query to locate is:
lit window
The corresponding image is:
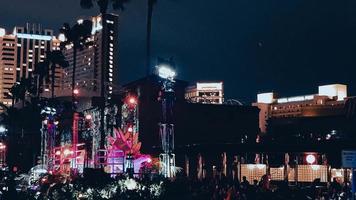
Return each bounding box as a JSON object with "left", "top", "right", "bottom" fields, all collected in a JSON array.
[
  {"left": 109, "top": 56, "right": 113, "bottom": 60},
  {"left": 110, "top": 43, "right": 113, "bottom": 47}
]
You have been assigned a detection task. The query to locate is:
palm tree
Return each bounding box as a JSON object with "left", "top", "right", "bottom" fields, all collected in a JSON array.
[
  {"left": 34, "top": 61, "right": 50, "bottom": 98},
  {"left": 59, "top": 20, "right": 93, "bottom": 105},
  {"left": 80, "top": 0, "right": 129, "bottom": 14},
  {"left": 146, "top": 0, "right": 157, "bottom": 75},
  {"left": 9, "top": 77, "right": 35, "bottom": 107},
  {"left": 45, "top": 50, "right": 69, "bottom": 99}
]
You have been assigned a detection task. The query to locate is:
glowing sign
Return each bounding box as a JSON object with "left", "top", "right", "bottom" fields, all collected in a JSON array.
[
  {"left": 196, "top": 82, "right": 223, "bottom": 91},
  {"left": 16, "top": 33, "right": 52, "bottom": 41},
  {"left": 257, "top": 92, "right": 275, "bottom": 104},
  {"left": 277, "top": 95, "right": 315, "bottom": 103}
]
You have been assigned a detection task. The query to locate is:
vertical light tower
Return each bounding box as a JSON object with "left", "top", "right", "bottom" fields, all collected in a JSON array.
[
  {"left": 40, "top": 106, "right": 57, "bottom": 170},
  {"left": 156, "top": 61, "right": 176, "bottom": 178}
]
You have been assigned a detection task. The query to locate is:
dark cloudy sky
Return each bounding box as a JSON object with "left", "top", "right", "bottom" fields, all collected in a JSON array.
[{"left": 1, "top": 0, "right": 356, "bottom": 103}]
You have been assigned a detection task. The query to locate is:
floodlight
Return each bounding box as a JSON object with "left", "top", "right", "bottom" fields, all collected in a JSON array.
[
  {"left": 0, "top": 126, "right": 6, "bottom": 133},
  {"left": 306, "top": 154, "right": 316, "bottom": 164},
  {"left": 157, "top": 65, "right": 176, "bottom": 79}
]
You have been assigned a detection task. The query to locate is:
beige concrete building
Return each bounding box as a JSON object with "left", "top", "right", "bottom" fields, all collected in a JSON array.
[
  {"left": 253, "top": 84, "right": 348, "bottom": 133},
  {"left": 0, "top": 24, "right": 65, "bottom": 109},
  {"left": 185, "top": 82, "right": 224, "bottom": 104},
  {"left": 0, "top": 28, "right": 17, "bottom": 108}
]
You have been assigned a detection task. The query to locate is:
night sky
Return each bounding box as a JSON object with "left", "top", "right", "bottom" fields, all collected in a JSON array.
[{"left": 1, "top": 0, "right": 356, "bottom": 103}]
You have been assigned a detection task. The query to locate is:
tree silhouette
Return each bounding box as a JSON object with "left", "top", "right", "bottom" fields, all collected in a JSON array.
[
  {"left": 45, "top": 50, "right": 69, "bottom": 99},
  {"left": 34, "top": 61, "right": 50, "bottom": 97},
  {"left": 59, "top": 20, "right": 93, "bottom": 105},
  {"left": 80, "top": 0, "right": 129, "bottom": 14}
]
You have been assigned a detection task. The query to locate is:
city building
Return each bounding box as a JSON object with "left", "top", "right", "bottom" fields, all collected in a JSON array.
[
  {"left": 185, "top": 82, "right": 224, "bottom": 104},
  {"left": 13, "top": 24, "right": 54, "bottom": 82},
  {"left": 0, "top": 28, "right": 17, "bottom": 108},
  {"left": 60, "top": 13, "right": 119, "bottom": 101},
  {"left": 253, "top": 84, "right": 356, "bottom": 141},
  {"left": 0, "top": 24, "right": 64, "bottom": 106}
]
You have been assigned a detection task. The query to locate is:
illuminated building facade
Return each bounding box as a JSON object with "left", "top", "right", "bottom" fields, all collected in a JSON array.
[
  {"left": 0, "top": 28, "right": 17, "bottom": 108},
  {"left": 13, "top": 24, "right": 54, "bottom": 82},
  {"left": 0, "top": 24, "right": 65, "bottom": 105},
  {"left": 185, "top": 82, "right": 224, "bottom": 104},
  {"left": 253, "top": 84, "right": 356, "bottom": 140},
  {"left": 61, "top": 13, "right": 119, "bottom": 100}
]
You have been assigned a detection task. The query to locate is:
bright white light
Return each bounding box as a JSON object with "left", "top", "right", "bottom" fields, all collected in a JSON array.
[
  {"left": 85, "top": 114, "right": 92, "bottom": 120},
  {"left": 311, "top": 165, "right": 320, "bottom": 170},
  {"left": 0, "top": 28, "right": 5, "bottom": 37},
  {"left": 247, "top": 164, "right": 255, "bottom": 170},
  {"left": 326, "top": 134, "right": 331, "bottom": 140},
  {"left": 63, "top": 149, "right": 73, "bottom": 156},
  {"left": 157, "top": 65, "right": 176, "bottom": 79},
  {"left": 77, "top": 19, "right": 84, "bottom": 24},
  {"left": 256, "top": 164, "right": 265, "bottom": 170},
  {"left": 16, "top": 33, "right": 52, "bottom": 41},
  {"left": 128, "top": 127, "right": 133, "bottom": 132},
  {"left": 306, "top": 154, "right": 316, "bottom": 164},
  {"left": 58, "top": 33, "right": 66, "bottom": 42},
  {"left": 55, "top": 151, "right": 61, "bottom": 155},
  {"left": 318, "top": 84, "right": 347, "bottom": 101},
  {"left": 124, "top": 178, "right": 137, "bottom": 190},
  {"left": 128, "top": 97, "right": 137, "bottom": 105},
  {"left": 73, "top": 89, "right": 79, "bottom": 95},
  {"left": 257, "top": 92, "right": 275, "bottom": 104},
  {"left": 335, "top": 171, "right": 342, "bottom": 177},
  {"left": 197, "top": 82, "right": 223, "bottom": 91},
  {"left": 0, "top": 126, "right": 6, "bottom": 133}
]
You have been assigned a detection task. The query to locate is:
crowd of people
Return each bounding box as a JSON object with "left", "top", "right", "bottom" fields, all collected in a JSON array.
[
  {"left": 164, "top": 175, "right": 353, "bottom": 200},
  {"left": 1, "top": 169, "right": 354, "bottom": 199}
]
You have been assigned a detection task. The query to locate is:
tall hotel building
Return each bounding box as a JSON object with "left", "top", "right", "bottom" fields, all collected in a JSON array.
[
  {"left": 61, "top": 13, "right": 119, "bottom": 100},
  {"left": 0, "top": 28, "right": 17, "bottom": 107},
  {"left": 0, "top": 24, "right": 59, "bottom": 109}
]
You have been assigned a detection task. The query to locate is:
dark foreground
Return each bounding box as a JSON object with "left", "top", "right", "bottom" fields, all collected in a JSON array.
[{"left": 0, "top": 171, "right": 353, "bottom": 200}]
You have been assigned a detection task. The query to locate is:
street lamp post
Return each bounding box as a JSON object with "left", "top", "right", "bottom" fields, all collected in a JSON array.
[{"left": 156, "top": 63, "right": 176, "bottom": 178}]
